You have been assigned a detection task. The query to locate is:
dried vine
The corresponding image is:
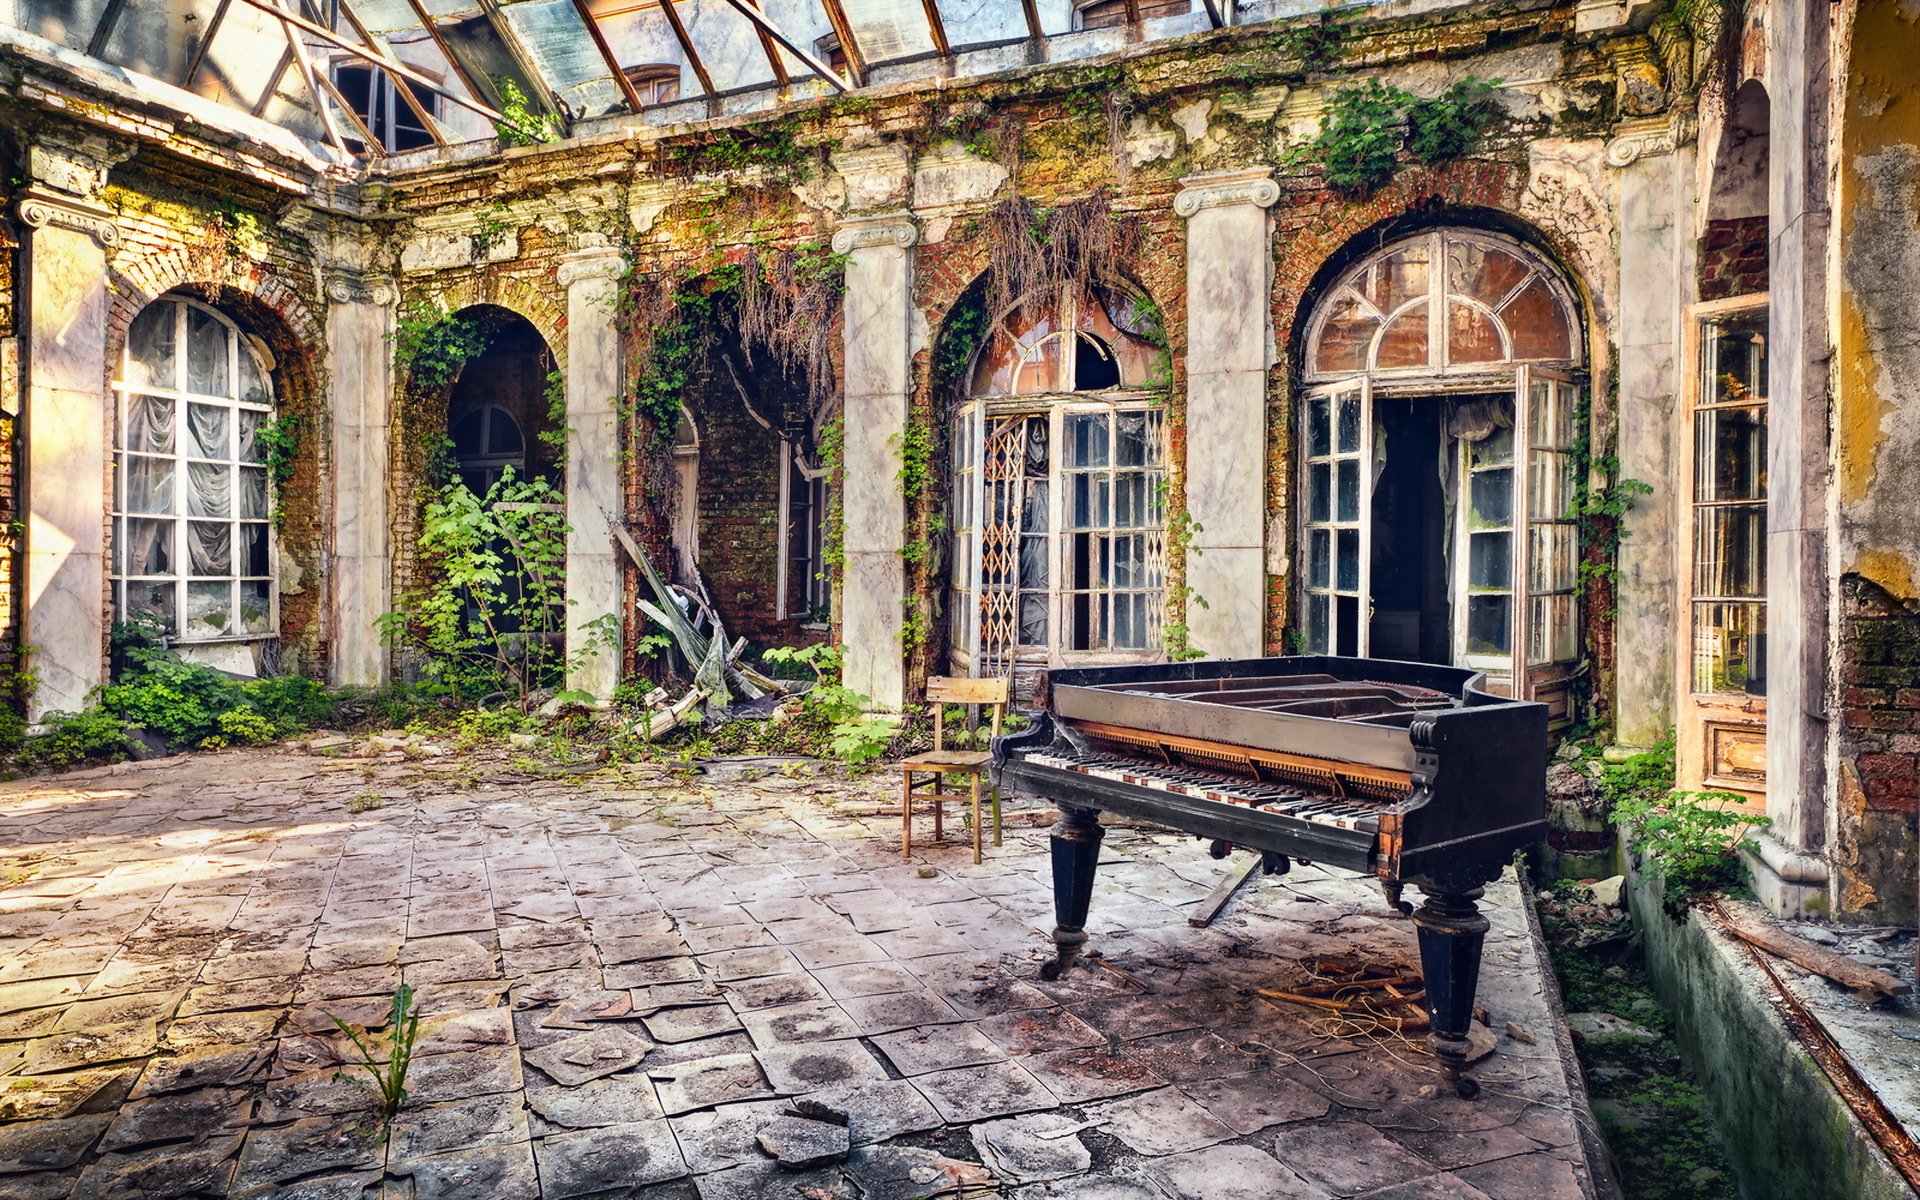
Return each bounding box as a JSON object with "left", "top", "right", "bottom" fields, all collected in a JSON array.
[{"left": 986, "top": 190, "right": 1138, "bottom": 322}]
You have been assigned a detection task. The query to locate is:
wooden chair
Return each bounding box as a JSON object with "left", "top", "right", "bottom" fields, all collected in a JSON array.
[{"left": 899, "top": 676, "right": 1010, "bottom": 864}]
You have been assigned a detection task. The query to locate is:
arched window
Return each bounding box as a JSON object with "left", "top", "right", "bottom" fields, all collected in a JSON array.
[
  {"left": 1298, "top": 229, "right": 1584, "bottom": 718},
  {"left": 952, "top": 284, "right": 1169, "bottom": 682},
  {"left": 1305, "top": 230, "right": 1580, "bottom": 381},
  {"left": 113, "top": 297, "right": 276, "bottom": 641},
  {"left": 450, "top": 402, "right": 526, "bottom": 493}
]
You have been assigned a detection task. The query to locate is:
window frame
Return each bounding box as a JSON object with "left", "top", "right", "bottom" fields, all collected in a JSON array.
[
  {"left": 329, "top": 59, "right": 442, "bottom": 153},
  {"left": 111, "top": 297, "right": 278, "bottom": 645},
  {"left": 777, "top": 437, "right": 832, "bottom": 625}
]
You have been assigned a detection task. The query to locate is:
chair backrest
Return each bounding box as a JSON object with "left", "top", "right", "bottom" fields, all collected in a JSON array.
[{"left": 925, "top": 676, "right": 1010, "bottom": 751}]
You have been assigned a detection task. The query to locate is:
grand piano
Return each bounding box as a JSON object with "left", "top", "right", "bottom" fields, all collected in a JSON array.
[{"left": 991, "top": 655, "right": 1549, "bottom": 1098}]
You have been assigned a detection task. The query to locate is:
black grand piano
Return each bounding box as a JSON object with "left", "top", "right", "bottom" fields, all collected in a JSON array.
[{"left": 991, "top": 655, "right": 1548, "bottom": 1098}]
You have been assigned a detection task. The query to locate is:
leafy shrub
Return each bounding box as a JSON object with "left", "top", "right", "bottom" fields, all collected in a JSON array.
[
  {"left": 0, "top": 707, "right": 25, "bottom": 756},
  {"left": 1293, "top": 76, "right": 1507, "bottom": 195},
  {"left": 1616, "top": 787, "right": 1770, "bottom": 910},
  {"left": 215, "top": 708, "right": 278, "bottom": 747},
  {"left": 1406, "top": 79, "right": 1506, "bottom": 163},
  {"left": 17, "top": 710, "right": 133, "bottom": 770},
  {"left": 245, "top": 674, "right": 337, "bottom": 735},
  {"left": 99, "top": 649, "right": 243, "bottom": 748},
  {"left": 452, "top": 706, "right": 528, "bottom": 747}
]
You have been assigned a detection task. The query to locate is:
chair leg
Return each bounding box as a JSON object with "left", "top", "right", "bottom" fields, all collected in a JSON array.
[
  {"left": 991, "top": 785, "right": 1003, "bottom": 848},
  {"left": 971, "top": 775, "right": 983, "bottom": 864},
  {"left": 933, "top": 774, "right": 944, "bottom": 842},
  {"left": 901, "top": 771, "right": 913, "bottom": 859}
]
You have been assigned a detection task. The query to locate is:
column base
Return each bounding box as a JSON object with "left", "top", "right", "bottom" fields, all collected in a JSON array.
[{"left": 1739, "top": 833, "right": 1831, "bottom": 919}]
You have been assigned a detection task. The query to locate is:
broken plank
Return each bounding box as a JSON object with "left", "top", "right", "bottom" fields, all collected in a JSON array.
[
  {"left": 1188, "top": 854, "right": 1261, "bottom": 928},
  {"left": 1719, "top": 909, "right": 1912, "bottom": 1000}
]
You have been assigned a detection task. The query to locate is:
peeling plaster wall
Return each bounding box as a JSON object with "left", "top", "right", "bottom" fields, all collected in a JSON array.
[{"left": 1831, "top": 0, "right": 1920, "bottom": 922}]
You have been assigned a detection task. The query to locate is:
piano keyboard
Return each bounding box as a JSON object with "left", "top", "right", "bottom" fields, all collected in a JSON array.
[{"left": 1023, "top": 749, "right": 1385, "bottom": 834}]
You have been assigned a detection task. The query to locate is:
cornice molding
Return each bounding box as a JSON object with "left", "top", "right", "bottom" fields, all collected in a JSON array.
[
  {"left": 831, "top": 214, "right": 918, "bottom": 254},
  {"left": 1174, "top": 167, "right": 1280, "bottom": 218}
]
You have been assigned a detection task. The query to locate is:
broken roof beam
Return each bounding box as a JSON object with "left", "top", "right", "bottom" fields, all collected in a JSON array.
[
  {"left": 183, "top": 0, "right": 240, "bottom": 91},
  {"left": 659, "top": 1, "right": 718, "bottom": 98},
  {"left": 920, "top": 0, "right": 951, "bottom": 58},
  {"left": 739, "top": 0, "right": 793, "bottom": 90},
  {"left": 715, "top": 0, "right": 851, "bottom": 92},
  {"left": 87, "top": 0, "right": 129, "bottom": 59},
  {"left": 228, "top": 0, "right": 508, "bottom": 123},
  {"left": 1019, "top": 0, "right": 1043, "bottom": 40},
  {"left": 1199, "top": 0, "right": 1226, "bottom": 27},
  {"left": 396, "top": 0, "right": 501, "bottom": 118},
  {"left": 570, "top": 0, "right": 648, "bottom": 112},
  {"left": 817, "top": 0, "right": 866, "bottom": 85},
  {"left": 474, "top": 0, "right": 571, "bottom": 129},
  {"left": 334, "top": 0, "right": 451, "bottom": 146},
  {"left": 268, "top": 0, "right": 353, "bottom": 155}
]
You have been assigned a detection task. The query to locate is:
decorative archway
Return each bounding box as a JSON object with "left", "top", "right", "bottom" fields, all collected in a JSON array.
[{"left": 1297, "top": 227, "right": 1586, "bottom": 718}]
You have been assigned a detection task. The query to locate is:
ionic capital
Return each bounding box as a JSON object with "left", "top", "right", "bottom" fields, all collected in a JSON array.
[
  {"left": 831, "top": 213, "right": 918, "bottom": 255},
  {"left": 1175, "top": 168, "right": 1280, "bottom": 218},
  {"left": 557, "top": 247, "right": 627, "bottom": 288}
]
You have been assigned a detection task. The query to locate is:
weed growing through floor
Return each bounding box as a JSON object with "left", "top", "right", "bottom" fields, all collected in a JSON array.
[
  {"left": 328, "top": 984, "right": 422, "bottom": 1122},
  {"left": 1615, "top": 789, "right": 1768, "bottom": 911},
  {"left": 348, "top": 791, "right": 385, "bottom": 814}
]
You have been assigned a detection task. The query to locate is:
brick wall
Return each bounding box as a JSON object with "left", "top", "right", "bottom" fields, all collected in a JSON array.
[
  {"left": 1699, "top": 215, "right": 1769, "bottom": 301},
  {"left": 1833, "top": 575, "right": 1920, "bottom": 921}
]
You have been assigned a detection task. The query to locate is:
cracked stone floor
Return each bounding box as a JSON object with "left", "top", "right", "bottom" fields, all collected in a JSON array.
[{"left": 0, "top": 745, "right": 1600, "bottom": 1200}]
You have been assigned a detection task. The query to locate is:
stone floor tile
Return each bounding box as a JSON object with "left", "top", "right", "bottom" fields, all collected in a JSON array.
[
  {"left": 1022, "top": 1046, "right": 1166, "bottom": 1104},
  {"left": 72, "top": 1133, "right": 245, "bottom": 1200},
  {"left": 630, "top": 983, "right": 725, "bottom": 1016},
  {"left": 763, "top": 916, "right": 857, "bottom": 945},
  {"left": 388, "top": 1091, "right": 532, "bottom": 1160},
  {"left": 229, "top": 1168, "right": 388, "bottom": 1200},
  {"left": 666, "top": 1099, "right": 786, "bottom": 1172},
  {"left": 1071, "top": 994, "right": 1208, "bottom": 1040},
  {"left": 392, "top": 1144, "right": 541, "bottom": 1200},
  {"left": 1261, "top": 1120, "right": 1441, "bottom": 1195},
  {"left": 22, "top": 1020, "right": 158, "bottom": 1073},
  {"left": 527, "top": 1068, "right": 663, "bottom": 1129},
  {"left": 1179, "top": 1072, "right": 1330, "bottom": 1135},
  {"left": 812, "top": 960, "right": 922, "bottom": 1000},
  {"left": 605, "top": 956, "right": 703, "bottom": 989},
  {"left": 643, "top": 1004, "right": 744, "bottom": 1044},
  {"left": 645, "top": 1032, "right": 757, "bottom": 1068},
  {"left": 178, "top": 978, "right": 294, "bottom": 1016},
  {"left": 1454, "top": 1151, "right": 1585, "bottom": 1200},
  {"left": 233, "top": 1117, "right": 382, "bottom": 1190},
  {"left": 755, "top": 1039, "right": 888, "bottom": 1093},
  {"left": 0, "top": 1111, "right": 111, "bottom": 1173},
  {"left": 936, "top": 973, "right": 1057, "bottom": 1018},
  {"left": 807, "top": 1077, "right": 945, "bottom": 1146},
  {"left": 1146, "top": 1143, "right": 1330, "bottom": 1200},
  {"left": 1085, "top": 1085, "right": 1235, "bottom": 1156},
  {"left": 691, "top": 1158, "right": 855, "bottom": 1200},
  {"left": 738, "top": 1001, "right": 862, "bottom": 1051},
  {"left": 535, "top": 1119, "right": 688, "bottom": 1195},
  {"left": 596, "top": 933, "right": 689, "bottom": 966},
  {"left": 128, "top": 1042, "right": 271, "bottom": 1099},
  {"left": 409, "top": 1044, "right": 525, "bottom": 1103},
  {"left": 649, "top": 1052, "right": 775, "bottom": 1115},
  {"left": 1355, "top": 1178, "right": 1500, "bottom": 1200},
  {"left": 720, "top": 971, "right": 830, "bottom": 1013},
  {"left": 0, "top": 1067, "right": 137, "bottom": 1123},
  {"left": 98, "top": 1085, "right": 253, "bottom": 1152},
  {"left": 871, "top": 1023, "right": 1008, "bottom": 1076},
  {"left": 971, "top": 1112, "right": 1092, "bottom": 1184},
  {"left": 1121, "top": 1029, "right": 1264, "bottom": 1084},
  {"left": 976, "top": 1007, "right": 1105, "bottom": 1056},
  {"left": 524, "top": 1027, "right": 654, "bottom": 1087},
  {"left": 1009, "top": 1172, "right": 1166, "bottom": 1200},
  {"left": 1384, "top": 1123, "right": 1554, "bottom": 1172},
  {"left": 697, "top": 946, "right": 803, "bottom": 982},
  {"left": 911, "top": 1059, "right": 1058, "bottom": 1123},
  {"left": 790, "top": 937, "right": 890, "bottom": 970},
  {"left": 831, "top": 978, "right": 964, "bottom": 1033},
  {"left": 416, "top": 1006, "right": 515, "bottom": 1055}
]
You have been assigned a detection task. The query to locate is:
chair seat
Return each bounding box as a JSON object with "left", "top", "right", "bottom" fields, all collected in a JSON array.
[{"left": 900, "top": 749, "right": 992, "bottom": 771}]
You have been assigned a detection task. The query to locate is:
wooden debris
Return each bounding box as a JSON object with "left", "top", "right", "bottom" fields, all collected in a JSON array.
[
  {"left": 1188, "top": 855, "right": 1261, "bottom": 928},
  {"left": 1719, "top": 908, "right": 1912, "bottom": 1001}
]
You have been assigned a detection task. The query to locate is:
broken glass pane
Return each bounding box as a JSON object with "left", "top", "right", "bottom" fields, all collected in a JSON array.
[
  {"left": 1467, "top": 594, "right": 1510, "bottom": 656},
  {"left": 499, "top": 0, "right": 626, "bottom": 118},
  {"left": 185, "top": 580, "right": 234, "bottom": 639},
  {"left": 125, "top": 305, "right": 178, "bottom": 391},
  {"left": 842, "top": 0, "right": 937, "bottom": 62}
]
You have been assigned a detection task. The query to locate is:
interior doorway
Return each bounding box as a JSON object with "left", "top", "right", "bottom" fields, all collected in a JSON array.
[{"left": 1367, "top": 395, "right": 1450, "bottom": 664}]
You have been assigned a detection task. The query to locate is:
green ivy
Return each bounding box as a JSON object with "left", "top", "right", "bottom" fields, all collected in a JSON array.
[
  {"left": 539, "top": 368, "right": 567, "bottom": 455},
  {"left": 493, "top": 78, "right": 562, "bottom": 147},
  {"left": 255, "top": 413, "right": 302, "bottom": 530},
  {"left": 1271, "top": 13, "right": 1344, "bottom": 72},
  {"left": 1293, "top": 77, "right": 1507, "bottom": 196},
  {"left": 392, "top": 302, "right": 491, "bottom": 389}
]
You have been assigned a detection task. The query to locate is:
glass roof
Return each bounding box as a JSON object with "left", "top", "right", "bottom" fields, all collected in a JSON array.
[{"left": 0, "top": 0, "right": 1324, "bottom": 158}]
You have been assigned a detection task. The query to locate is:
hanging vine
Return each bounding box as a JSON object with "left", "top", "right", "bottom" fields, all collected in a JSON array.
[{"left": 986, "top": 189, "right": 1139, "bottom": 325}]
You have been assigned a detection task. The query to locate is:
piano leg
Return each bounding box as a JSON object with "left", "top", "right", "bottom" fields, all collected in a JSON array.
[
  {"left": 1041, "top": 804, "right": 1104, "bottom": 981},
  {"left": 1412, "top": 873, "right": 1494, "bottom": 1099}
]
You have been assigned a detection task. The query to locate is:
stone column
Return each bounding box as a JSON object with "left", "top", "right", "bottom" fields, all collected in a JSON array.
[
  {"left": 1746, "top": 0, "right": 1832, "bottom": 913},
  {"left": 19, "top": 139, "right": 124, "bottom": 720},
  {"left": 832, "top": 213, "right": 917, "bottom": 710},
  {"left": 558, "top": 245, "right": 626, "bottom": 701},
  {"left": 1175, "top": 168, "right": 1278, "bottom": 661},
  {"left": 1609, "top": 125, "right": 1695, "bottom": 748},
  {"left": 326, "top": 274, "right": 396, "bottom": 688}
]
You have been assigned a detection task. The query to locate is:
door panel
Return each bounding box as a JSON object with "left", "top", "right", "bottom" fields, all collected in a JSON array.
[{"left": 1300, "top": 378, "right": 1371, "bottom": 657}]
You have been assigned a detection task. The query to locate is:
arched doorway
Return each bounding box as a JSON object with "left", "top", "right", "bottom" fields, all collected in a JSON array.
[
  {"left": 948, "top": 282, "right": 1168, "bottom": 685},
  {"left": 1298, "top": 228, "right": 1585, "bottom": 714}
]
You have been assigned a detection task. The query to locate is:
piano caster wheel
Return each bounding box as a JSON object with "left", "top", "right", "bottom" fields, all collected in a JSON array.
[
  {"left": 1039, "top": 959, "right": 1066, "bottom": 981},
  {"left": 1453, "top": 1076, "right": 1480, "bottom": 1100}
]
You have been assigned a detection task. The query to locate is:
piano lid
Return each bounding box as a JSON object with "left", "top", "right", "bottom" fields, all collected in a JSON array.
[{"left": 1043, "top": 656, "right": 1510, "bottom": 774}]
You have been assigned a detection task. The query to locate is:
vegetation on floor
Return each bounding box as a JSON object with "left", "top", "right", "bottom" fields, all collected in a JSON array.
[{"left": 1539, "top": 882, "right": 1743, "bottom": 1200}]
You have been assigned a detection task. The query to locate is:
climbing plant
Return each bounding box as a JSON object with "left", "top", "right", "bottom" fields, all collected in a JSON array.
[
  {"left": 986, "top": 190, "right": 1138, "bottom": 323},
  {"left": 1292, "top": 77, "right": 1508, "bottom": 195},
  {"left": 493, "top": 78, "right": 562, "bottom": 147},
  {"left": 391, "top": 302, "right": 491, "bottom": 389},
  {"left": 255, "top": 413, "right": 302, "bottom": 530}
]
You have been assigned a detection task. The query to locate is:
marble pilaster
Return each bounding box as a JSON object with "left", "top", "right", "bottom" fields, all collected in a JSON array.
[
  {"left": 559, "top": 246, "right": 627, "bottom": 701},
  {"left": 1175, "top": 168, "right": 1278, "bottom": 661},
  {"left": 326, "top": 274, "right": 396, "bottom": 688},
  {"left": 832, "top": 214, "right": 917, "bottom": 709},
  {"left": 1610, "top": 135, "right": 1693, "bottom": 748},
  {"left": 20, "top": 139, "right": 123, "bottom": 720}
]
